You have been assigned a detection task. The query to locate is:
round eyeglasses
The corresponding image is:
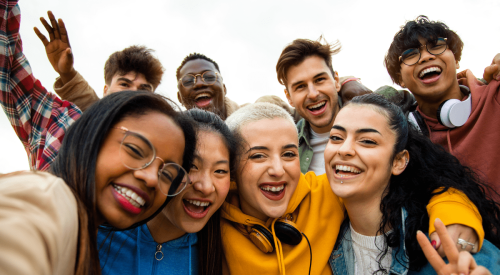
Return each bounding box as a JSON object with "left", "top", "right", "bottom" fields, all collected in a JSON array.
[
  {"left": 114, "top": 126, "right": 190, "bottom": 196},
  {"left": 179, "top": 71, "right": 220, "bottom": 88},
  {"left": 399, "top": 38, "right": 448, "bottom": 66}
]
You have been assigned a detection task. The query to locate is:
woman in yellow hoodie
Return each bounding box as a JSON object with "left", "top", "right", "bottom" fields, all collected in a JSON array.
[{"left": 221, "top": 102, "right": 483, "bottom": 275}]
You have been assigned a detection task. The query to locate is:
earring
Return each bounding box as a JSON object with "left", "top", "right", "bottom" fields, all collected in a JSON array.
[{"left": 405, "top": 158, "right": 409, "bottom": 166}]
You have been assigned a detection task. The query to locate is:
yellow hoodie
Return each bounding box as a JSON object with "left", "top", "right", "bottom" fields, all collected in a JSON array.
[{"left": 221, "top": 172, "right": 483, "bottom": 275}]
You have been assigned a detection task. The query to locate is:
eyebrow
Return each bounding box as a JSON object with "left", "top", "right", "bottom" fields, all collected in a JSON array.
[
  {"left": 117, "top": 78, "right": 153, "bottom": 90},
  {"left": 290, "top": 72, "right": 328, "bottom": 90},
  {"left": 332, "top": 125, "right": 382, "bottom": 135},
  {"left": 283, "top": 144, "right": 298, "bottom": 150},
  {"left": 117, "top": 77, "right": 133, "bottom": 84},
  {"left": 245, "top": 146, "right": 268, "bottom": 154},
  {"left": 192, "top": 154, "right": 229, "bottom": 165}
]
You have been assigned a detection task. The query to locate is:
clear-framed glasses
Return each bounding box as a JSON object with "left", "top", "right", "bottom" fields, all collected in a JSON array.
[
  {"left": 179, "top": 71, "right": 220, "bottom": 88},
  {"left": 399, "top": 38, "right": 448, "bottom": 66},
  {"left": 114, "top": 126, "right": 190, "bottom": 196}
]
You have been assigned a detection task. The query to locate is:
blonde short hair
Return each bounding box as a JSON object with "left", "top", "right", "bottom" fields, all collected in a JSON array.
[{"left": 226, "top": 102, "right": 296, "bottom": 136}]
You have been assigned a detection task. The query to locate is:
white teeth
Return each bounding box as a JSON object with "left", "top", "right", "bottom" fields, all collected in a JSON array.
[
  {"left": 113, "top": 185, "right": 146, "bottom": 207},
  {"left": 307, "top": 101, "right": 326, "bottom": 110},
  {"left": 335, "top": 165, "right": 361, "bottom": 174},
  {"left": 186, "top": 199, "right": 210, "bottom": 207},
  {"left": 195, "top": 93, "right": 211, "bottom": 100},
  {"left": 419, "top": 67, "right": 442, "bottom": 78},
  {"left": 260, "top": 185, "right": 285, "bottom": 192}
]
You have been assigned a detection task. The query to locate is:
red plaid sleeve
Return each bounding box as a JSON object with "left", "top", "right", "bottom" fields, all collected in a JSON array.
[{"left": 0, "top": 1, "right": 82, "bottom": 171}]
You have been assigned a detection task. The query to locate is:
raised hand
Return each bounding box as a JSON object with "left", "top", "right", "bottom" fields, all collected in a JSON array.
[
  {"left": 34, "top": 11, "right": 76, "bottom": 84},
  {"left": 417, "top": 218, "right": 492, "bottom": 275}
]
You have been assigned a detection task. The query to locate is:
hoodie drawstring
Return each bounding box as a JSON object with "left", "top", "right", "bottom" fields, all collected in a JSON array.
[
  {"left": 271, "top": 219, "right": 286, "bottom": 275},
  {"left": 446, "top": 129, "right": 453, "bottom": 153}
]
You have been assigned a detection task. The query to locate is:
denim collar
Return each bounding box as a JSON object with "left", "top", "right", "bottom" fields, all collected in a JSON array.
[{"left": 329, "top": 208, "right": 410, "bottom": 275}]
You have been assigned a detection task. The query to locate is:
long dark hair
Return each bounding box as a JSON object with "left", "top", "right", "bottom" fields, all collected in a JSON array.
[
  {"left": 185, "top": 109, "right": 237, "bottom": 275},
  {"left": 348, "top": 93, "right": 500, "bottom": 272},
  {"left": 50, "top": 90, "right": 196, "bottom": 274}
]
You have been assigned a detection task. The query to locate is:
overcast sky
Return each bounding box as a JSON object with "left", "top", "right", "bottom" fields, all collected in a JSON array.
[{"left": 1, "top": 0, "right": 499, "bottom": 173}]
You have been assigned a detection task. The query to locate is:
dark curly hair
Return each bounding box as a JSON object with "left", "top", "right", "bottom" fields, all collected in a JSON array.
[
  {"left": 347, "top": 93, "right": 500, "bottom": 273},
  {"left": 104, "top": 45, "right": 164, "bottom": 90},
  {"left": 384, "top": 16, "right": 464, "bottom": 86},
  {"left": 176, "top": 53, "right": 221, "bottom": 80}
]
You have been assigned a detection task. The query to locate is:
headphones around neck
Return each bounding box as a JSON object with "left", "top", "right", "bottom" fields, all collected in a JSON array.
[
  {"left": 436, "top": 93, "right": 472, "bottom": 128},
  {"left": 249, "top": 215, "right": 303, "bottom": 253}
]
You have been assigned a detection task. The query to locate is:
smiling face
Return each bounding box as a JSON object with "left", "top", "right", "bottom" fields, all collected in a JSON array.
[
  {"left": 324, "top": 105, "right": 403, "bottom": 203},
  {"left": 177, "top": 59, "right": 226, "bottom": 116},
  {"left": 236, "top": 118, "right": 300, "bottom": 221},
  {"left": 158, "top": 130, "right": 231, "bottom": 234},
  {"left": 103, "top": 71, "right": 154, "bottom": 96},
  {"left": 285, "top": 55, "right": 341, "bottom": 134},
  {"left": 95, "top": 111, "right": 185, "bottom": 229},
  {"left": 399, "top": 37, "right": 461, "bottom": 106}
]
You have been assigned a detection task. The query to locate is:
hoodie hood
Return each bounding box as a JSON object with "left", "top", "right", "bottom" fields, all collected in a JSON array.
[{"left": 221, "top": 172, "right": 345, "bottom": 275}]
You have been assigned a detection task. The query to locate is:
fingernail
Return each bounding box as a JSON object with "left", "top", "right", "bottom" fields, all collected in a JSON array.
[
  {"left": 496, "top": 75, "right": 500, "bottom": 81},
  {"left": 431, "top": 240, "right": 437, "bottom": 249}
]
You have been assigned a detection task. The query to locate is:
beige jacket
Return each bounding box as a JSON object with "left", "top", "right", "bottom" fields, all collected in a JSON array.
[
  {"left": 0, "top": 171, "right": 79, "bottom": 275},
  {"left": 54, "top": 71, "right": 100, "bottom": 112}
]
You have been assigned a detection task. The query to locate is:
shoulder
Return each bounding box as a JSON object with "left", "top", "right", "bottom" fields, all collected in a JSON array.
[
  {"left": 0, "top": 171, "right": 75, "bottom": 199},
  {"left": 0, "top": 171, "right": 79, "bottom": 275}
]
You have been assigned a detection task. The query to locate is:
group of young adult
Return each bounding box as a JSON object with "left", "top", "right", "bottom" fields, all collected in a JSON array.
[{"left": 1, "top": 0, "right": 500, "bottom": 274}]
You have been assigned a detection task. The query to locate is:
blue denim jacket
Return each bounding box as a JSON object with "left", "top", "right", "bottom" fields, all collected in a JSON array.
[{"left": 329, "top": 208, "right": 500, "bottom": 275}]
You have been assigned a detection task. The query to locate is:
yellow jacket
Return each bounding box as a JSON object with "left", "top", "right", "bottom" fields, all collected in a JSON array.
[{"left": 221, "top": 172, "right": 483, "bottom": 275}]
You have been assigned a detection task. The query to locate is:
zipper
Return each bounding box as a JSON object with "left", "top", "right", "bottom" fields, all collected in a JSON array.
[
  {"left": 155, "top": 244, "right": 164, "bottom": 261},
  {"left": 151, "top": 243, "right": 162, "bottom": 274}
]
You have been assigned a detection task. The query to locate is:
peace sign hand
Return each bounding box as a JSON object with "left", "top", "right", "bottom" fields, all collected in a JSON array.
[{"left": 417, "top": 218, "right": 492, "bottom": 275}]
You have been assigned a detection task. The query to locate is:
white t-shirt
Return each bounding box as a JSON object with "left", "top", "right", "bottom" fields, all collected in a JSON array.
[
  {"left": 350, "top": 223, "right": 393, "bottom": 275},
  {"left": 307, "top": 128, "right": 330, "bottom": 175}
]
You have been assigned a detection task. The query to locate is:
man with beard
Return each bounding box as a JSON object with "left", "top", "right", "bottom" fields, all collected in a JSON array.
[{"left": 276, "top": 38, "right": 372, "bottom": 175}]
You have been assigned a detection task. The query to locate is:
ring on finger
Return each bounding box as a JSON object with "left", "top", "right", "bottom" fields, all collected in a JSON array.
[{"left": 457, "top": 238, "right": 475, "bottom": 251}]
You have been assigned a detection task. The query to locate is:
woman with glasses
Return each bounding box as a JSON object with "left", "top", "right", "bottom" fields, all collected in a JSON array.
[
  {"left": 0, "top": 90, "right": 196, "bottom": 274},
  {"left": 220, "top": 102, "right": 483, "bottom": 275},
  {"left": 326, "top": 93, "right": 500, "bottom": 274},
  {"left": 98, "top": 109, "right": 237, "bottom": 275}
]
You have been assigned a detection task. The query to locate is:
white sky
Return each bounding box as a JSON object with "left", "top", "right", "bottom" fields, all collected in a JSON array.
[{"left": 1, "top": 0, "right": 499, "bottom": 173}]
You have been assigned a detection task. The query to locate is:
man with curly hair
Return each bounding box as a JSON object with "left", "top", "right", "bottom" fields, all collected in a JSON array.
[{"left": 384, "top": 16, "right": 500, "bottom": 197}]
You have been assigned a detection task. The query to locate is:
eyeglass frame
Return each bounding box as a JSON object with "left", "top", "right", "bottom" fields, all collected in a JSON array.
[
  {"left": 178, "top": 71, "right": 221, "bottom": 88},
  {"left": 113, "top": 126, "right": 191, "bottom": 196},
  {"left": 399, "top": 37, "right": 448, "bottom": 66}
]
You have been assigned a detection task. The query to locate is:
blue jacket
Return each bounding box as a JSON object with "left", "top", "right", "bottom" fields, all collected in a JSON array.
[
  {"left": 97, "top": 224, "right": 198, "bottom": 275},
  {"left": 329, "top": 208, "right": 500, "bottom": 275}
]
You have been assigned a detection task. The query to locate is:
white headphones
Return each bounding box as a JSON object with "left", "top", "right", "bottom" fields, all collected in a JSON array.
[{"left": 436, "top": 92, "right": 472, "bottom": 128}]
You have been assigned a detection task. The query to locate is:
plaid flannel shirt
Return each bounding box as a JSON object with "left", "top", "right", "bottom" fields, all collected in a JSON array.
[{"left": 0, "top": 0, "right": 82, "bottom": 171}]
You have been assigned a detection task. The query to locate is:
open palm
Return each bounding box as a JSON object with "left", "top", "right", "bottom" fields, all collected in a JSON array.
[{"left": 34, "top": 11, "right": 74, "bottom": 76}]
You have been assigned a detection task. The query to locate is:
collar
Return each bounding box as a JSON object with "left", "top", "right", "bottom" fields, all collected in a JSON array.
[
  {"left": 330, "top": 208, "right": 409, "bottom": 275},
  {"left": 297, "top": 118, "right": 312, "bottom": 148}
]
